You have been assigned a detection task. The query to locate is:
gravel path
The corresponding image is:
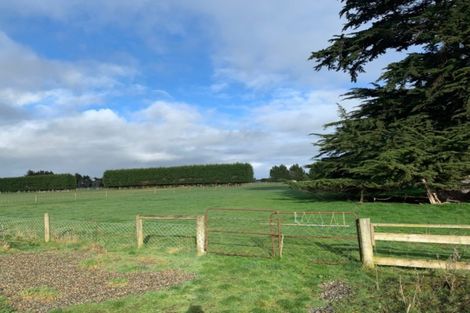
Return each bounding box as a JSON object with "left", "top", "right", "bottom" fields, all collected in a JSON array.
[
  {"left": 0, "top": 252, "right": 194, "bottom": 312},
  {"left": 309, "top": 280, "right": 352, "bottom": 313}
]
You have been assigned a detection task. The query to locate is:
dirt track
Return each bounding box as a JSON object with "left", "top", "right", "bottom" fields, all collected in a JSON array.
[{"left": 0, "top": 251, "right": 194, "bottom": 312}]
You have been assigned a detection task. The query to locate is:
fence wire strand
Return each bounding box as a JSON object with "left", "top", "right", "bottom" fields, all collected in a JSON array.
[
  {"left": 141, "top": 219, "right": 196, "bottom": 253},
  {"left": 3, "top": 211, "right": 470, "bottom": 266}
]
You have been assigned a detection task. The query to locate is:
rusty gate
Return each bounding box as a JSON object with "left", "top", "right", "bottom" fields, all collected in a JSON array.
[
  {"left": 204, "top": 208, "right": 359, "bottom": 262},
  {"left": 204, "top": 208, "right": 278, "bottom": 258}
]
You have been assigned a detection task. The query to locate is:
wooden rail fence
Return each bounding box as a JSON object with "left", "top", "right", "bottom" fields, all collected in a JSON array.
[
  {"left": 357, "top": 218, "right": 470, "bottom": 270},
  {"left": 135, "top": 214, "right": 206, "bottom": 256}
]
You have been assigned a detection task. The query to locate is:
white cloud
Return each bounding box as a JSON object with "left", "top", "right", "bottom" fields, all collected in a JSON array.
[
  {"left": 253, "top": 89, "right": 357, "bottom": 134},
  {"left": 137, "top": 101, "right": 201, "bottom": 126},
  {"left": 0, "top": 32, "right": 135, "bottom": 117},
  {"left": 0, "top": 89, "right": 349, "bottom": 178},
  {"left": 0, "top": 1, "right": 385, "bottom": 179}
]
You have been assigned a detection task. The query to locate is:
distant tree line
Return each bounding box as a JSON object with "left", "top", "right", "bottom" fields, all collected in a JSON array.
[
  {"left": 26, "top": 170, "right": 54, "bottom": 176},
  {"left": 0, "top": 164, "right": 254, "bottom": 192},
  {"left": 269, "top": 164, "right": 307, "bottom": 182},
  {"left": 0, "top": 170, "right": 104, "bottom": 192},
  {"left": 75, "top": 173, "right": 103, "bottom": 188},
  {"left": 103, "top": 163, "right": 254, "bottom": 188},
  {"left": 0, "top": 173, "right": 76, "bottom": 192}
]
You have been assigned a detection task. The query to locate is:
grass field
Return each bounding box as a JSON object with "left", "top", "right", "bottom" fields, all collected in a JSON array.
[{"left": 1, "top": 183, "right": 470, "bottom": 312}]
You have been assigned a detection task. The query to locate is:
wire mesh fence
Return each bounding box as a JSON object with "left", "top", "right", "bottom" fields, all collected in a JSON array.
[
  {"left": 0, "top": 214, "right": 200, "bottom": 253},
  {"left": 0, "top": 216, "right": 44, "bottom": 243},
  {"left": 49, "top": 219, "right": 136, "bottom": 250},
  {"left": 3, "top": 210, "right": 470, "bottom": 270},
  {"left": 0, "top": 215, "right": 136, "bottom": 250},
  {"left": 140, "top": 218, "right": 196, "bottom": 254}
]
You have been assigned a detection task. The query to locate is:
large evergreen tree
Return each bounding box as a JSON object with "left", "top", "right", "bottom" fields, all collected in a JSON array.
[{"left": 302, "top": 0, "right": 470, "bottom": 203}]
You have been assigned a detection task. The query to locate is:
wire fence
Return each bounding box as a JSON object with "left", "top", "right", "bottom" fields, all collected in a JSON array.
[
  {"left": 205, "top": 209, "right": 276, "bottom": 258},
  {"left": 0, "top": 185, "right": 245, "bottom": 207},
  {"left": 0, "top": 216, "right": 44, "bottom": 243},
  {"left": 204, "top": 209, "right": 360, "bottom": 263},
  {"left": 0, "top": 215, "right": 136, "bottom": 250},
  {"left": 2, "top": 211, "right": 470, "bottom": 269},
  {"left": 141, "top": 218, "right": 196, "bottom": 254},
  {"left": 272, "top": 211, "right": 359, "bottom": 264},
  {"left": 50, "top": 219, "right": 136, "bottom": 250}
]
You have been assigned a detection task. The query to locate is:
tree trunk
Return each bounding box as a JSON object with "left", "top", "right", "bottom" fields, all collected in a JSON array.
[
  {"left": 422, "top": 178, "right": 442, "bottom": 204},
  {"left": 359, "top": 189, "right": 364, "bottom": 204}
]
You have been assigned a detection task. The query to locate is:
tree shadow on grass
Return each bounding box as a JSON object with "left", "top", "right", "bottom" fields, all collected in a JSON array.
[
  {"left": 244, "top": 184, "right": 289, "bottom": 191},
  {"left": 275, "top": 188, "right": 357, "bottom": 204},
  {"left": 313, "top": 242, "right": 361, "bottom": 263},
  {"left": 186, "top": 305, "right": 204, "bottom": 313},
  {"left": 245, "top": 182, "right": 358, "bottom": 203}
]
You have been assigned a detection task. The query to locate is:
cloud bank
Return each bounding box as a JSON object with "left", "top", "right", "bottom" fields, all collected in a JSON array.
[{"left": 0, "top": 1, "right": 384, "bottom": 178}]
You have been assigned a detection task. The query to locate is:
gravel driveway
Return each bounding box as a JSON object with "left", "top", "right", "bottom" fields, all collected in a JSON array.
[{"left": 0, "top": 251, "right": 194, "bottom": 312}]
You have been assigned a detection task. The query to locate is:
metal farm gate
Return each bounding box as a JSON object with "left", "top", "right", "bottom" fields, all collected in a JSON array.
[
  {"left": 204, "top": 208, "right": 278, "bottom": 258},
  {"left": 204, "top": 208, "right": 360, "bottom": 263},
  {"left": 271, "top": 211, "right": 359, "bottom": 263}
]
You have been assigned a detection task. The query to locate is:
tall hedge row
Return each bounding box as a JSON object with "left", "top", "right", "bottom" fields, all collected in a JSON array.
[
  {"left": 103, "top": 163, "right": 254, "bottom": 187},
  {"left": 0, "top": 174, "right": 76, "bottom": 192}
]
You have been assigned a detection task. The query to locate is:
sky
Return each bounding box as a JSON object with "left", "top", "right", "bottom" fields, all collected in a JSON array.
[{"left": 0, "top": 0, "right": 400, "bottom": 179}]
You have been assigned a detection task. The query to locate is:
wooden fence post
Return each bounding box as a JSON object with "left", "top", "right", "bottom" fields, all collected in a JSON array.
[
  {"left": 357, "top": 218, "right": 374, "bottom": 268},
  {"left": 136, "top": 215, "right": 143, "bottom": 248},
  {"left": 196, "top": 215, "right": 206, "bottom": 256},
  {"left": 44, "top": 213, "right": 50, "bottom": 243}
]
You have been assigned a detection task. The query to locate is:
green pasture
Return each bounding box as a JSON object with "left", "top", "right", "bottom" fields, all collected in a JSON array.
[
  {"left": 0, "top": 183, "right": 469, "bottom": 223},
  {"left": 1, "top": 183, "right": 470, "bottom": 312}
]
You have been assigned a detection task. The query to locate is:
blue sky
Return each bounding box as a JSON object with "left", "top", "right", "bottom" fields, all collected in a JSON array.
[{"left": 0, "top": 0, "right": 399, "bottom": 178}]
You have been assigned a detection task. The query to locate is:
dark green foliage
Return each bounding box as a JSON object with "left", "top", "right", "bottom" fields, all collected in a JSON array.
[
  {"left": 92, "top": 177, "right": 103, "bottom": 188},
  {"left": 0, "top": 174, "right": 76, "bottom": 192},
  {"left": 294, "top": 178, "right": 360, "bottom": 192},
  {"left": 75, "top": 173, "right": 93, "bottom": 188},
  {"left": 306, "top": 0, "right": 470, "bottom": 197},
  {"left": 269, "top": 165, "right": 290, "bottom": 182},
  {"left": 270, "top": 164, "right": 307, "bottom": 181},
  {"left": 288, "top": 164, "right": 306, "bottom": 181},
  {"left": 26, "top": 170, "right": 54, "bottom": 176},
  {"left": 102, "top": 163, "right": 254, "bottom": 188}
]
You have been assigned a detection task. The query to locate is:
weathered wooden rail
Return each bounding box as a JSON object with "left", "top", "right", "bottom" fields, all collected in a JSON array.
[
  {"left": 357, "top": 218, "right": 470, "bottom": 270},
  {"left": 135, "top": 214, "right": 206, "bottom": 256}
]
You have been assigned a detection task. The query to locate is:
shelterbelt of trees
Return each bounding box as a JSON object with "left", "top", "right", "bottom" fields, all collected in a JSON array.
[
  {"left": 103, "top": 163, "right": 254, "bottom": 188},
  {"left": 0, "top": 163, "right": 254, "bottom": 192}
]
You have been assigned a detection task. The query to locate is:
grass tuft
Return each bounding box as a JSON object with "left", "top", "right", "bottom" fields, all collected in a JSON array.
[{"left": 20, "top": 286, "right": 60, "bottom": 303}]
